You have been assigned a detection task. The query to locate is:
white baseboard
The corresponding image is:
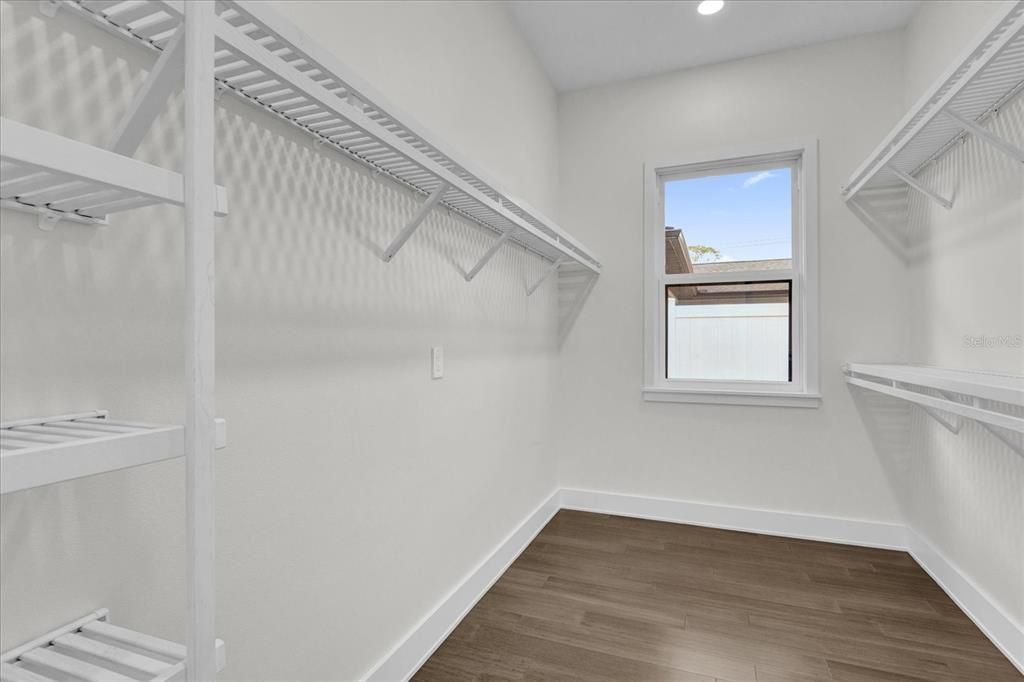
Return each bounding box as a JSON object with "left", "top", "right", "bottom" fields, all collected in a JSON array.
[
  {"left": 560, "top": 488, "right": 907, "bottom": 549},
  {"left": 362, "top": 487, "right": 1022, "bottom": 680},
  {"left": 906, "top": 529, "right": 1024, "bottom": 675},
  {"left": 361, "top": 489, "right": 561, "bottom": 682}
]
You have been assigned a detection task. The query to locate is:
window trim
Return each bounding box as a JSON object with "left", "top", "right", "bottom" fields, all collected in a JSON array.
[{"left": 642, "top": 139, "right": 820, "bottom": 408}]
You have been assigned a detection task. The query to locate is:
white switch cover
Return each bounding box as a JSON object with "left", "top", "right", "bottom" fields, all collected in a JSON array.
[{"left": 431, "top": 346, "right": 444, "bottom": 379}]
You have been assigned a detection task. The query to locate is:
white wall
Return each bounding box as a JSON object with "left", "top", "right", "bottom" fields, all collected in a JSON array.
[
  {"left": 0, "top": 2, "right": 561, "bottom": 679},
  {"left": 903, "top": 0, "right": 1011, "bottom": 110},
  {"left": 268, "top": 0, "right": 561, "bottom": 218},
  {"left": 885, "top": 0, "right": 1023, "bottom": 629},
  {"left": 553, "top": 31, "right": 909, "bottom": 521}
]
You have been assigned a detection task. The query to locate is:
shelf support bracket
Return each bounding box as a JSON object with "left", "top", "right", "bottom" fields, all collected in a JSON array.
[
  {"left": 108, "top": 27, "right": 185, "bottom": 157},
  {"left": 527, "top": 258, "right": 564, "bottom": 296},
  {"left": 978, "top": 422, "right": 1024, "bottom": 457},
  {"left": 887, "top": 166, "right": 953, "bottom": 210},
  {"left": 37, "top": 208, "right": 62, "bottom": 232},
  {"left": 931, "top": 389, "right": 1022, "bottom": 455},
  {"left": 920, "top": 406, "right": 963, "bottom": 434},
  {"left": 943, "top": 390, "right": 1024, "bottom": 457},
  {"left": 465, "top": 229, "right": 516, "bottom": 282},
  {"left": 896, "top": 383, "right": 962, "bottom": 433},
  {"left": 382, "top": 182, "right": 449, "bottom": 262},
  {"left": 943, "top": 109, "right": 1024, "bottom": 164}
]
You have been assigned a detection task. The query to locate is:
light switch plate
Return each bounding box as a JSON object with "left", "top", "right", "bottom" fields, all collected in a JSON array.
[{"left": 431, "top": 346, "right": 444, "bottom": 379}]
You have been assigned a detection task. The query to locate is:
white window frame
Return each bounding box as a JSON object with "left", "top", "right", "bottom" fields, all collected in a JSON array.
[{"left": 642, "top": 139, "right": 820, "bottom": 408}]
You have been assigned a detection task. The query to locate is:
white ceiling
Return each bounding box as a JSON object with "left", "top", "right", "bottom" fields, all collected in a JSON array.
[{"left": 505, "top": 1, "right": 921, "bottom": 92}]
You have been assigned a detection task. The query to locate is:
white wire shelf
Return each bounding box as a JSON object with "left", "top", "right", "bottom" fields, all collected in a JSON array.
[
  {"left": 842, "top": 1, "right": 1024, "bottom": 200},
  {"left": 846, "top": 363, "right": 1023, "bottom": 405},
  {"left": 844, "top": 364, "right": 1024, "bottom": 453},
  {"left": 1, "top": 411, "right": 227, "bottom": 495},
  {"left": 1, "top": 609, "right": 225, "bottom": 682},
  {"left": 0, "top": 118, "right": 228, "bottom": 225},
  {"left": 65, "top": 0, "right": 602, "bottom": 274}
]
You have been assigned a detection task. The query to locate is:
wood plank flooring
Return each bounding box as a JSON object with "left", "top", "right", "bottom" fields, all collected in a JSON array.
[{"left": 414, "top": 510, "right": 1021, "bottom": 681}]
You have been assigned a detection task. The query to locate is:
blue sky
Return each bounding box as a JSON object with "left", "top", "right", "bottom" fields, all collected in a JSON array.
[{"left": 664, "top": 167, "right": 792, "bottom": 262}]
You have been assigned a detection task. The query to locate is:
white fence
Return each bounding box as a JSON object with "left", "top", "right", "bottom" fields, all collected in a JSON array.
[{"left": 667, "top": 302, "right": 789, "bottom": 381}]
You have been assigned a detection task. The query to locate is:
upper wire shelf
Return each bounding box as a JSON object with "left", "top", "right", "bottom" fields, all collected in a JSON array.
[
  {"left": 842, "top": 1, "right": 1024, "bottom": 200},
  {"left": 66, "top": 0, "right": 602, "bottom": 273}
]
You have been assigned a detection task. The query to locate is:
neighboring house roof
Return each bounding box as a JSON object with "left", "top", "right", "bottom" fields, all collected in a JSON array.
[
  {"left": 665, "top": 228, "right": 695, "bottom": 275},
  {"left": 665, "top": 227, "right": 791, "bottom": 304},
  {"left": 693, "top": 258, "right": 791, "bottom": 273}
]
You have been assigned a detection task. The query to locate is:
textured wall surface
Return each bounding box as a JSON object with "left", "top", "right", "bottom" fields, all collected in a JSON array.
[
  {"left": 269, "top": 0, "right": 562, "bottom": 219},
  {"left": 552, "top": 31, "right": 908, "bottom": 522},
  {"left": 902, "top": 0, "right": 1009, "bottom": 110},
  {"left": 856, "top": 0, "right": 1024, "bottom": 631},
  {"left": 901, "top": 77, "right": 1023, "bottom": 626},
  {"left": 0, "top": 2, "right": 562, "bottom": 679},
  {"left": 860, "top": 94, "right": 1024, "bottom": 631}
]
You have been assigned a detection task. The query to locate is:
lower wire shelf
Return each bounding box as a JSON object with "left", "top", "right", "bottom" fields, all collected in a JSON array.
[
  {"left": 844, "top": 363, "right": 1024, "bottom": 433},
  {"left": 0, "top": 609, "right": 225, "bottom": 682},
  {"left": 844, "top": 363, "right": 1024, "bottom": 456},
  {"left": 1, "top": 410, "right": 227, "bottom": 495}
]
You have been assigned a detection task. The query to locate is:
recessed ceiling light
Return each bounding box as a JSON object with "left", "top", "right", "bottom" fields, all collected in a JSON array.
[{"left": 697, "top": 0, "right": 724, "bottom": 16}]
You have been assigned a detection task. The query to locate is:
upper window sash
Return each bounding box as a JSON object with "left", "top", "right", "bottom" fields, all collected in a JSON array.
[{"left": 656, "top": 157, "right": 799, "bottom": 281}]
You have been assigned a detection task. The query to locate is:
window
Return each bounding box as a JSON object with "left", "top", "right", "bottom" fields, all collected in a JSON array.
[{"left": 643, "top": 141, "right": 820, "bottom": 407}]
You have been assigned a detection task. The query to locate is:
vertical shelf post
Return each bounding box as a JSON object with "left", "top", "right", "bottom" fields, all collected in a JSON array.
[{"left": 184, "top": 2, "right": 217, "bottom": 680}]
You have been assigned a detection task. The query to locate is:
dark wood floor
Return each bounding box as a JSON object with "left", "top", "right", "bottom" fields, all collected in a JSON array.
[{"left": 414, "top": 510, "right": 1021, "bottom": 681}]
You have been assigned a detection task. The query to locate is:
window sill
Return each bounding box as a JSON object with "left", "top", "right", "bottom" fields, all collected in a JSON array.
[{"left": 642, "top": 387, "right": 821, "bottom": 408}]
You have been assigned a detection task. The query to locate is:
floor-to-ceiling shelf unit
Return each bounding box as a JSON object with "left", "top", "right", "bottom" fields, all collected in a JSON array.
[
  {"left": 3, "top": 1, "right": 603, "bottom": 679},
  {"left": 841, "top": 0, "right": 1024, "bottom": 260},
  {"left": 0, "top": 2, "right": 225, "bottom": 680}
]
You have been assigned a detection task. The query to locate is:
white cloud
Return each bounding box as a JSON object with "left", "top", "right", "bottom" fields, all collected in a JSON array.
[{"left": 743, "top": 171, "right": 776, "bottom": 188}]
